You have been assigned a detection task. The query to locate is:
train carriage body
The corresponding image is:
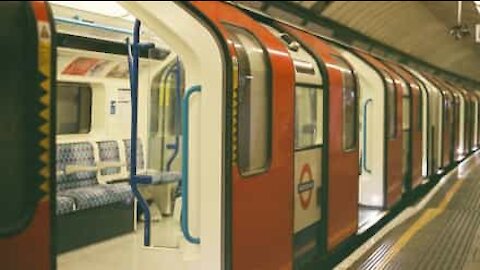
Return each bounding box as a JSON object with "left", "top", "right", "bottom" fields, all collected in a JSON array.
[{"left": 1, "top": 2, "right": 480, "bottom": 270}]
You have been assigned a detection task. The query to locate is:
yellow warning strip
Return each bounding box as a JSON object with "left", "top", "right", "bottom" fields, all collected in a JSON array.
[{"left": 376, "top": 179, "right": 464, "bottom": 269}]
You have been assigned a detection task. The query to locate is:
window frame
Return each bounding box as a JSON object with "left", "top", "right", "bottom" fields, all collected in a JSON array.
[
  {"left": 383, "top": 71, "right": 398, "bottom": 139},
  {"left": 149, "top": 61, "right": 184, "bottom": 137},
  {"left": 330, "top": 54, "right": 359, "bottom": 152},
  {"left": 417, "top": 84, "right": 423, "bottom": 132},
  {"left": 294, "top": 83, "right": 323, "bottom": 152},
  {"left": 223, "top": 23, "right": 273, "bottom": 177}
]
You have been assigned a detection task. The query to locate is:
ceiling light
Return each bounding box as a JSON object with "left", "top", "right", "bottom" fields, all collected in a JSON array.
[{"left": 49, "top": 1, "right": 134, "bottom": 20}]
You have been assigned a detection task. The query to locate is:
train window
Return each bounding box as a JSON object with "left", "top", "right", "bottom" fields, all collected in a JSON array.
[
  {"left": 56, "top": 82, "right": 92, "bottom": 135},
  {"left": 417, "top": 85, "right": 423, "bottom": 131},
  {"left": 150, "top": 61, "right": 184, "bottom": 137},
  {"left": 331, "top": 55, "right": 358, "bottom": 151},
  {"left": 384, "top": 73, "right": 397, "bottom": 139},
  {"left": 224, "top": 24, "right": 271, "bottom": 175},
  {"left": 295, "top": 86, "right": 322, "bottom": 150}
]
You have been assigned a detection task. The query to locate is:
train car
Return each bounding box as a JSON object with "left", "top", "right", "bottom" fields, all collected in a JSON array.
[{"left": 1, "top": 2, "right": 479, "bottom": 270}]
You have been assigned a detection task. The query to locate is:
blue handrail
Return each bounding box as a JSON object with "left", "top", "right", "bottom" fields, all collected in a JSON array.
[
  {"left": 127, "top": 19, "right": 152, "bottom": 246},
  {"left": 181, "top": 85, "right": 201, "bottom": 244},
  {"left": 363, "top": 99, "right": 373, "bottom": 173}
]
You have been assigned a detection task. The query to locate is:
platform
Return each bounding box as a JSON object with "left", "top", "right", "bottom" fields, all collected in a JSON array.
[{"left": 341, "top": 151, "right": 480, "bottom": 270}]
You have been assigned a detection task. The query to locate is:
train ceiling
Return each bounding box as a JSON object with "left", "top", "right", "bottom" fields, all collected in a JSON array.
[{"left": 234, "top": 1, "right": 480, "bottom": 87}]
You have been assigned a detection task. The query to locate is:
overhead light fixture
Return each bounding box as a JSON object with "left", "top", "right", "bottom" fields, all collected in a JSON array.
[
  {"left": 49, "top": 1, "right": 134, "bottom": 21},
  {"left": 449, "top": 1, "right": 471, "bottom": 40}
]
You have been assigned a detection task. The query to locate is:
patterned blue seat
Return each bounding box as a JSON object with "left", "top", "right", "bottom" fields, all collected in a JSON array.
[
  {"left": 59, "top": 186, "right": 115, "bottom": 211},
  {"left": 56, "top": 142, "right": 133, "bottom": 214},
  {"left": 147, "top": 170, "right": 182, "bottom": 185},
  {"left": 124, "top": 139, "right": 145, "bottom": 171},
  {"left": 101, "top": 183, "right": 133, "bottom": 205},
  {"left": 57, "top": 196, "right": 76, "bottom": 215},
  {"left": 56, "top": 142, "right": 97, "bottom": 192},
  {"left": 97, "top": 141, "right": 121, "bottom": 175}
]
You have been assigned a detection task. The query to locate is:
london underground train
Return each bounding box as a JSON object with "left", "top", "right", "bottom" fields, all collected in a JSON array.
[{"left": 1, "top": 2, "right": 480, "bottom": 270}]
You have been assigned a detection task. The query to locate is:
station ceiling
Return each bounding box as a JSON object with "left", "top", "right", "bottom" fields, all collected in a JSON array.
[{"left": 234, "top": 1, "right": 480, "bottom": 86}]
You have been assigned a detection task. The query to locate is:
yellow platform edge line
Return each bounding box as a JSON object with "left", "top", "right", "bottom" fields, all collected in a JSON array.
[{"left": 376, "top": 178, "right": 464, "bottom": 269}]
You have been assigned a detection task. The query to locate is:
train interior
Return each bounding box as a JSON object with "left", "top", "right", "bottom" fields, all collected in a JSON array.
[{"left": 51, "top": 2, "right": 202, "bottom": 268}]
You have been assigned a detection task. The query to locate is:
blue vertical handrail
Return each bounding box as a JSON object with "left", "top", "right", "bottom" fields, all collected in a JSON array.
[
  {"left": 181, "top": 85, "right": 201, "bottom": 244},
  {"left": 166, "top": 58, "right": 182, "bottom": 171},
  {"left": 363, "top": 99, "right": 373, "bottom": 173},
  {"left": 127, "top": 19, "right": 152, "bottom": 246}
]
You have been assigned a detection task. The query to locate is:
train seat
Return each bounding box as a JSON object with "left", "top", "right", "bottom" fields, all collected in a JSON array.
[
  {"left": 123, "top": 139, "right": 182, "bottom": 184},
  {"left": 56, "top": 142, "right": 133, "bottom": 214},
  {"left": 97, "top": 140, "right": 123, "bottom": 176},
  {"left": 56, "top": 196, "right": 76, "bottom": 215},
  {"left": 100, "top": 182, "right": 134, "bottom": 204},
  {"left": 124, "top": 139, "right": 145, "bottom": 172},
  {"left": 56, "top": 142, "right": 98, "bottom": 192}
]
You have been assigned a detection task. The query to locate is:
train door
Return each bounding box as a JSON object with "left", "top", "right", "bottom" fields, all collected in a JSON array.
[
  {"left": 262, "top": 25, "right": 324, "bottom": 267},
  {"left": 188, "top": 2, "right": 296, "bottom": 269},
  {"left": 442, "top": 81, "right": 465, "bottom": 161},
  {"left": 442, "top": 89, "right": 455, "bottom": 168},
  {"left": 0, "top": 2, "right": 56, "bottom": 270},
  {"left": 355, "top": 52, "right": 403, "bottom": 208},
  {"left": 405, "top": 68, "right": 443, "bottom": 175},
  {"left": 452, "top": 92, "right": 462, "bottom": 161},
  {"left": 423, "top": 74, "right": 455, "bottom": 169},
  {"left": 280, "top": 25, "right": 360, "bottom": 252},
  {"left": 386, "top": 63, "right": 424, "bottom": 190},
  {"left": 473, "top": 93, "right": 480, "bottom": 150},
  {"left": 462, "top": 88, "right": 473, "bottom": 155},
  {"left": 336, "top": 47, "right": 386, "bottom": 228},
  {"left": 470, "top": 92, "right": 480, "bottom": 150},
  {"left": 387, "top": 71, "right": 411, "bottom": 193}
]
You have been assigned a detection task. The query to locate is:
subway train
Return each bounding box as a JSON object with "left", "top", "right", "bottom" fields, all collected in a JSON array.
[{"left": 1, "top": 1, "right": 480, "bottom": 270}]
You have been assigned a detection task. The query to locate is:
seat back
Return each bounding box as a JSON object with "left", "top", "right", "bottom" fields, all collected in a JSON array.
[
  {"left": 97, "top": 141, "right": 121, "bottom": 175},
  {"left": 56, "top": 142, "right": 97, "bottom": 191},
  {"left": 124, "top": 139, "right": 145, "bottom": 171}
]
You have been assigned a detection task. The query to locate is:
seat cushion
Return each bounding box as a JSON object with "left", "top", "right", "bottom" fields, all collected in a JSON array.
[
  {"left": 124, "top": 139, "right": 145, "bottom": 171},
  {"left": 59, "top": 186, "right": 115, "bottom": 211},
  {"left": 100, "top": 183, "right": 133, "bottom": 205},
  {"left": 56, "top": 196, "right": 76, "bottom": 215}
]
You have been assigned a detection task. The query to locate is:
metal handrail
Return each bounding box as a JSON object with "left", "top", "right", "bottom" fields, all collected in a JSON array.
[
  {"left": 363, "top": 99, "right": 373, "bottom": 173},
  {"left": 181, "top": 85, "right": 201, "bottom": 244}
]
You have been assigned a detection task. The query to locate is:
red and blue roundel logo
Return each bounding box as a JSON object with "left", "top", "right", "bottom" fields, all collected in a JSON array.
[{"left": 298, "top": 164, "right": 314, "bottom": 210}]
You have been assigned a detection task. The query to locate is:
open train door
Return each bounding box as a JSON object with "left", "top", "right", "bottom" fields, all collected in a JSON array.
[
  {"left": 189, "top": 3, "right": 296, "bottom": 269},
  {"left": 0, "top": 2, "right": 56, "bottom": 270}
]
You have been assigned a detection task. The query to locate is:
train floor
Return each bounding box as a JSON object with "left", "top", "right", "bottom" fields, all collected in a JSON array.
[
  {"left": 57, "top": 212, "right": 189, "bottom": 270},
  {"left": 340, "top": 151, "right": 480, "bottom": 270}
]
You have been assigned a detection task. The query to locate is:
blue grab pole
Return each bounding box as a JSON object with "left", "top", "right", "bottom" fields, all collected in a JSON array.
[
  {"left": 128, "top": 19, "right": 151, "bottom": 246},
  {"left": 181, "top": 85, "right": 201, "bottom": 244}
]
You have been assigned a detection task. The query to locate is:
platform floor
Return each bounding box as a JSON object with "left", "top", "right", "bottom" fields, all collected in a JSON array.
[{"left": 348, "top": 151, "right": 480, "bottom": 270}]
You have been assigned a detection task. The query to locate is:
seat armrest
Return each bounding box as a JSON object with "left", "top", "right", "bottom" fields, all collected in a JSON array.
[
  {"left": 64, "top": 164, "right": 98, "bottom": 174},
  {"left": 137, "top": 169, "right": 181, "bottom": 185},
  {"left": 97, "top": 162, "right": 126, "bottom": 169}
]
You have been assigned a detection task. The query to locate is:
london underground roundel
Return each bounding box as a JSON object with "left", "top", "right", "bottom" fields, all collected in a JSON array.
[{"left": 298, "top": 164, "right": 315, "bottom": 210}]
